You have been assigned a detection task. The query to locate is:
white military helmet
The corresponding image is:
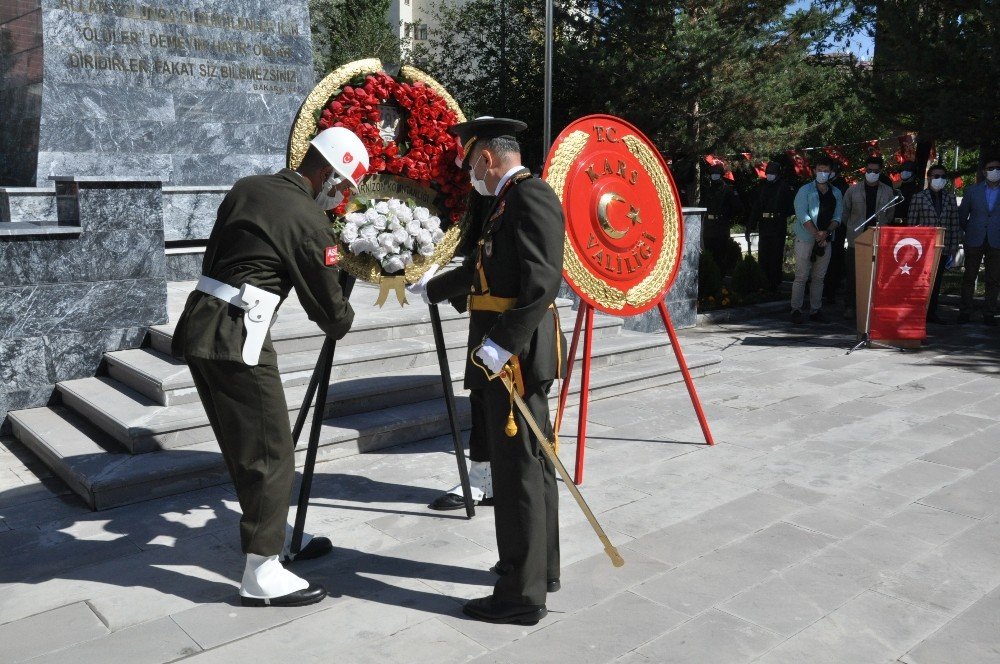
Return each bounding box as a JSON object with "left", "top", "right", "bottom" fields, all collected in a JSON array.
[{"left": 309, "top": 127, "right": 371, "bottom": 191}]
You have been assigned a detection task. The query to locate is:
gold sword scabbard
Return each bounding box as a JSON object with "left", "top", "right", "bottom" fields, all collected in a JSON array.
[{"left": 471, "top": 345, "right": 625, "bottom": 568}]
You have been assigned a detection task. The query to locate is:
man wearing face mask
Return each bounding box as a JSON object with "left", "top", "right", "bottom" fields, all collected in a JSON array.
[
  {"left": 895, "top": 160, "right": 919, "bottom": 224},
  {"left": 841, "top": 155, "right": 897, "bottom": 320},
  {"left": 749, "top": 161, "right": 796, "bottom": 291},
  {"left": 790, "top": 156, "right": 843, "bottom": 324},
  {"left": 908, "top": 165, "right": 961, "bottom": 323},
  {"left": 822, "top": 161, "right": 851, "bottom": 306},
  {"left": 410, "top": 116, "right": 567, "bottom": 625},
  {"left": 700, "top": 162, "right": 744, "bottom": 274},
  {"left": 957, "top": 157, "right": 1000, "bottom": 325},
  {"left": 171, "top": 127, "right": 367, "bottom": 607}
]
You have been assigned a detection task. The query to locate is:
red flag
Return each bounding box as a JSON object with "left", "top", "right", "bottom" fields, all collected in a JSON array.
[
  {"left": 868, "top": 227, "right": 940, "bottom": 341},
  {"left": 754, "top": 161, "right": 767, "bottom": 178},
  {"left": 786, "top": 150, "right": 812, "bottom": 178}
]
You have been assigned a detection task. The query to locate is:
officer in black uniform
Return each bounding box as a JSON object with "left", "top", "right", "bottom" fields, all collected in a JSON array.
[
  {"left": 748, "top": 162, "right": 796, "bottom": 291},
  {"left": 700, "top": 163, "right": 744, "bottom": 274},
  {"left": 415, "top": 117, "right": 566, "bottom": 625},
  {"left": 171, "top": 128, "right": 366, "bottom": 607}
]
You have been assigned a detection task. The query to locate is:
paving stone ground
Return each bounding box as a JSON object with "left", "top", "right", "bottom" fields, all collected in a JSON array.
[{"left": 1, "top": 305, "right": 998, "bottom": 664}]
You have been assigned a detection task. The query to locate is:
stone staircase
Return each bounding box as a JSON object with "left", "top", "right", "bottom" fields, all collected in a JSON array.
[{"left": 8, "top": 280, "right": 721, "bottom": 510}]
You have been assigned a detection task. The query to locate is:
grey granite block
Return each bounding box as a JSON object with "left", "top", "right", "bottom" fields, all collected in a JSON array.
[
  {"left": 77, "top": 183, "right": 163, "bottom": 232},
  {"left": 162, "top": 187, "right": 226, "bottom": 241},
  {"left": 40, "top": 81, "right": 177, "bottom": 121},
  {"left": 0, "top": 186, "right": 57, "bottom": 224},
  {"left": 637, "top": 609, "right": 783, "bottom": 663},
  {"left": 166, "top": 251, "right": 206, "bottom": 281},
  {"left": 0, "top": 279, "right": 166, "bottom": 337},
  {"left": 0, "top": 336, "right": 50, "bottom": 389},
  {"left": 36, "top": 152, "right": 175, "bottom": 184},
  {"left": 170, "top": 153, "right": 284, "bottom": 186},
  {"left": 46, "top": 326, "right": 148, "bottom": 381},
  {"left": 173, "top": 90, "right": 302, "bottom": 123},
  {"left": 28, "top": 615, "right": 201, "bottom": 664}
]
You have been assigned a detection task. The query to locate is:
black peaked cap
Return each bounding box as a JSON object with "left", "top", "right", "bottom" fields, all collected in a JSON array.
[{"left": 449, "top": 116, "right": 527, "bottom": 168}]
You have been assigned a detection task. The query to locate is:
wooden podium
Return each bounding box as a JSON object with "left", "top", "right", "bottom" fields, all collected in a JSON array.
[{"left": 853, "top": 227, "right": 944, "bottom": 349}]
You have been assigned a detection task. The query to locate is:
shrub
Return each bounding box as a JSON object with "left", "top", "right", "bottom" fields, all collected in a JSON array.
[
  {"left": 731, "top": 254, "right": 768, "bottom": 298},
  {"left": 699, "top": 250, "right": 724, "bottom": 302},
  {"left": 716, "top": 238, "right": 743, "bottom": 276}
]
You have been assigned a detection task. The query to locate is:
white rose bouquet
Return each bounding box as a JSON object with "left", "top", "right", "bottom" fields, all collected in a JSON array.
[{"left": 339, "top": 198, "right": 446, "bottom": 274}]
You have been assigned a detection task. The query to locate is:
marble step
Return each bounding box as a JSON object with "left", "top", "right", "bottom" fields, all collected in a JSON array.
[
  {"left": 10, "top": 350, "right": 720, "bottom": 510},
  {"left": 108, "top": 309, "right": 622, "bottom": 407},
  {"left": 59, "top": 330, "right": 680, "bottom": 454},
  {"left": 148, "top": 294, "right": 578, "bottom": 356}
]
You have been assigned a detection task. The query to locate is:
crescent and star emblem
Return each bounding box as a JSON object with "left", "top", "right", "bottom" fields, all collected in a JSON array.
[
  {"left": 893, "top": 237, "right": 924, "bottom": 276},
  {"left": 596, "top": 192, "right": 641, "bottom": 240}
]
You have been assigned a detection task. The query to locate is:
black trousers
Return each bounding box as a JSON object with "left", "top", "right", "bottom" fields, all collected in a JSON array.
[
  {"left": 757, "top": 233, "right": 786, "bottom": 291},
  {"left": 468, "top": 389, "right": 488, "bottom": 462},
  {"left": 823, "top": 225, "right": 847, "bottom": 302},
  {"left": 927, "top": 256, "right": 948, "bottom": 316},
  {"left": 484, "top": 379, "right": 559, "bottom": 606},
  {"left": 960, "top": 243, "right": 1000, "bottom": 315},
  {"left": 188, "top": 356, "right": 293, "bottom": 556}
]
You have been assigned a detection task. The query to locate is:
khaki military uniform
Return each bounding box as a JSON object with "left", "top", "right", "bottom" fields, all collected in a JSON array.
[
  {"left": 427, "top": 169, "right": 567, "bottom": 606},
  {"left": 172, "top": 169, "right": 354, "bottom": 555}
]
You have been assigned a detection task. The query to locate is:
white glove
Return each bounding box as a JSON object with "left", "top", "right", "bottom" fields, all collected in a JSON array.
[
  {"left": 475, "top": 338, "right": 513, "bottom": 374},
  {"left": 405, "top": 263, "right": 440, "bottom": 304}
]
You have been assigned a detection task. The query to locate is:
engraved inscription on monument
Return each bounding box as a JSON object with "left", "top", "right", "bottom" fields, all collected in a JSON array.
[{"left": 1, "top": 0, "right": 315, "bottom": 186}]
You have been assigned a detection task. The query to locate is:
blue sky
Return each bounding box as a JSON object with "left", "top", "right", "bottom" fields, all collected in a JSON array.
[{"left": 791, "top": 0, "right": 874, "bottom": 59}]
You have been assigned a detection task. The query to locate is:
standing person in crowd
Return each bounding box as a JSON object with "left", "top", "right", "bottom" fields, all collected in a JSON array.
[
  {"left": 823, "top": 161, "right": 851, "bottom": 305},
  {"left": 841, "top": 155, "right": 897, "bottom": 320},
  {"left": 909, "top": 164, "right": 961, "bottom": 324},
  {"left": 957, "top": 157, "right": 1000, "bottom": 326},
  {"left": 748, "top": 161, "right": 795, "bottom": 291},
  {"left": 790, "top": 156, "right": 843, "bottom": 324},
  {"left": 171, "top": 128, "right": 366, "bottom": 607},
  {"left": 700, "top": 162, "right": 744, "bottom": 274},
  {"left": 412, "top": 117, "right": 566, "bottom": 625},
  {"left": 895, "top": 160, "right": 920, "bottom": 224}
]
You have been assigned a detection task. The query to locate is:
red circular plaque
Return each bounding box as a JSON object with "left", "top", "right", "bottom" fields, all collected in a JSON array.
[{"left": 543, "top": 115, "right": 684, "bottom": 316}]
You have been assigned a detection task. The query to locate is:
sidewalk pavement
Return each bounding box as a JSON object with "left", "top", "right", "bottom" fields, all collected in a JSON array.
[{"left": 1, "top": 307, "right": 998, "bottom": 664}]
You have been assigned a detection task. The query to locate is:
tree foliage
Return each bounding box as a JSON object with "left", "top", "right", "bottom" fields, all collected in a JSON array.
[{"left": 309, "top": 0, "right": 400, "bottom": 81}]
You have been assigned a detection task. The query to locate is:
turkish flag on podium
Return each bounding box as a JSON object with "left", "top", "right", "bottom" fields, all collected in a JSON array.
[{"left": 855, "top": 226, "right": 944, "bottom": 345}]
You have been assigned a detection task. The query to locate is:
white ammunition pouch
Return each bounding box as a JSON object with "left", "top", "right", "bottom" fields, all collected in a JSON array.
[{"left": 196, "top": 275, "right": 280, "bottom": 366}]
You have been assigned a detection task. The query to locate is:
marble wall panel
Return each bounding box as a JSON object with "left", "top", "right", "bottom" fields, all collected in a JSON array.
[
  {"left": 166, "top": 252, "right": 204, "bottom": 281},
  {"left": 0, "top": 336, "right": 49, "bottom": 389},
  {"left": 38, "top": 82, "right": 176, "bottom": 121},
  {"left": 163, "top": 188, "right": 226, "bottom": 241},
  {"left": 0, "top": 187, "right": 56, "bottom": 224},
  {"left": 170, "top": 153, "right": 282, "bottom": 185},
  {"left": 172, "top": 90, "right": 302, "bottom": 124},
  {"left": 44, "top": 326, "right": 147, "bottom": 382},
  {"left": 0, "top": 278, "right": 166, "bottom": 337},
  {"left": 35, "top": 152, "right": 174, "bottom": 184},
  {"left": 77, "top": 183, "right": 163, "bottom": 232}
]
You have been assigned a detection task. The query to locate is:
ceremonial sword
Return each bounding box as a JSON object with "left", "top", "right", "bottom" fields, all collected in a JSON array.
[{"left": 472, "top": 347, "right": 625, "bottom": 568}]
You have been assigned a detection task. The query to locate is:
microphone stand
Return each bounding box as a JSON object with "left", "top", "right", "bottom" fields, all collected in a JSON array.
[{"left": 847, "top": 194, "right": 906, "bottom": 355}]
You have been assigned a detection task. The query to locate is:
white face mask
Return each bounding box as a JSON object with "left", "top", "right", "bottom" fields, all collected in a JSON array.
[
  {"left": 930, "top": 177, "right": 947, "bottom": 191},
  {"left": 469, "top": 154, "right": 491, "bottom": 196},
  {"left": 766, "top": 174, "right": 777, "bottom": 182},
  {"left": 900, "top": 170, "right": 913, "bottom": 180},
  {"left": 865, "top": 172, "right": 880, "bottom": 184},
  {"left": 815, "top": 171, "right": 830, "bottom": 184},
  {"left": 987, "top": 167, "right": 1000, "bottom": 183},
  {"left": 710, "top": 174, "right": 722, "bottom": 181},
  {"left": 314, "top": 172, "right": 346, "bottom": 210}
]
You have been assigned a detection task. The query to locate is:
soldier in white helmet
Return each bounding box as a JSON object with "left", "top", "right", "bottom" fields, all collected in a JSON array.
[{"left": 172, "top": 127, "right": 369, "bottom": 607}]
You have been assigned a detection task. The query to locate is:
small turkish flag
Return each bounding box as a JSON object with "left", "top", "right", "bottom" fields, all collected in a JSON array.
[{"left": 324, "top": 246, "right": 339, "bottom": 266}]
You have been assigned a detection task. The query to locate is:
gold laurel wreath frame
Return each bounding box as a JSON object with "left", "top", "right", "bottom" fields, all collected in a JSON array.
[
  {"left": 286, "top": 59, "right": 468, "bottom": 285},
  {"left": 545, "top": 131, "right": 682, "bottom": 312}
]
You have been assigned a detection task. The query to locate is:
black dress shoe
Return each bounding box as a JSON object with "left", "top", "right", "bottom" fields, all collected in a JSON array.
[
  {"left": 489, "top": 562, "right": 560, "bottom": 592},
  {"left": 427, "top": 492, "right": 493, "bottom": 511},
  {"left": 462, "top": 595, "right": 547, "bottom": 625},
  {"left": 240, "top": 582, "right": 327, "bottom": 607},
  {"left": 283, "top": 536, "right": 333, "bottom": 563}
]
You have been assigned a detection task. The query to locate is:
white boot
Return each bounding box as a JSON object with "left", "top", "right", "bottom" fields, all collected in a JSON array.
[
  {"left": 281, "top": 523, "right": 313, "bottom": 561},
  {"left": 446, "top": 460, "right": 493, "bottom": 500},
  {"left": 240, "top": 553, "right": 309, "bottom": 600}
]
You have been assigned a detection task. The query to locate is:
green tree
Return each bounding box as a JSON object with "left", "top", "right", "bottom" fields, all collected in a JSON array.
[{"left": 310, "top": 0, "right": 401, "bottom": 80}]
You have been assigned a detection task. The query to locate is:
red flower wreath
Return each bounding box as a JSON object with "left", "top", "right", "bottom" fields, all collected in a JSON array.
[{"left": 315, "top": 71, "right": 470, "bottom": 222}]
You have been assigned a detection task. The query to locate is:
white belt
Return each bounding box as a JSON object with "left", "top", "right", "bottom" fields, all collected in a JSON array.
[{"left": 196, "top": 275, "right": 280, "bottom": 366}]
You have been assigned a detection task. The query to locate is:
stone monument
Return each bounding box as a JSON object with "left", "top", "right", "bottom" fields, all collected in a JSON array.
[
  {"left": 0, "top": 0, "right": 315, "bottom": 427},
  {"left": 2, "top": 0, "right": 314, "bottom": 186}
]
